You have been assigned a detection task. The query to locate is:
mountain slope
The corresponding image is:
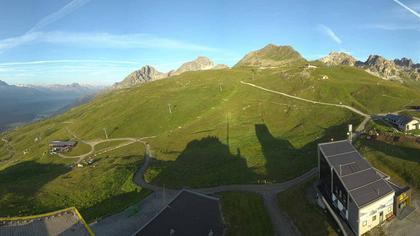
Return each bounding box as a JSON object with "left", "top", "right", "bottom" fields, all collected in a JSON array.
[
  {"left": 235, "top": 44, "right": 306, "bottom": 68},
  {"left": 1, "top": 47, "right": 420, "bottom": 220}
]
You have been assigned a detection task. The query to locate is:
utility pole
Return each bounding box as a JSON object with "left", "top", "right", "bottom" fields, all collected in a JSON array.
[
  {"left": 103, "top": 128, "right": 108, "bottom": 139},
  {"left": 168, "top": 104, "right": 172, "bottom": 114},
  {"left": 347, "top": 124, "right": 353, "bottom": 143}
]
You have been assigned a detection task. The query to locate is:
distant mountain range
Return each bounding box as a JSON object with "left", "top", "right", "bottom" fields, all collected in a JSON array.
[
  {"left": 0, "top": 81, "right": 102, "bottom": 131},
  {"left": 320, "top": 52, "right": 420, "bottom": 81},
  {"left": 113, "top": 56, "right": 228, "bottom": 89},
  {"left": 114, "top": 44, "right": 420, "bottom": 89}
]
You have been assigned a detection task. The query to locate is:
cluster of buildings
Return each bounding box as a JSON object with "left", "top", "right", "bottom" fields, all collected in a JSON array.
[
  {"left": 48, "top": 140, "right": 77, "bottom": 154},
  {"left": 318, "top": 140, "right": 412, "bottom": 236},
  {"left": 384, "top": 114, "right": 419, "bottom": 132}
]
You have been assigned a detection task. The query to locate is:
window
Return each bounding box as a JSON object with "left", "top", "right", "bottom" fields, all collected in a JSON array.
[
  {"left": 372, "top": 215, "right": 377, "bottom": 221},
  {"left": 362, "top": 221, "right": 367, "bottom": 226}
]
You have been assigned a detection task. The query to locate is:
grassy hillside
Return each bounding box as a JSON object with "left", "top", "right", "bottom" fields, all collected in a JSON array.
[
  {"left": 234, "top": 44, "right": 306, "bottom": 68},
  {"left": 277, "top": 178, "right": 339, "bottom": 236},
  {"left": 1, "top": 62, "right": 420, "bottom": 218},
  {"left": 218, "top": 192, "right": 274, "bottom": 236}
]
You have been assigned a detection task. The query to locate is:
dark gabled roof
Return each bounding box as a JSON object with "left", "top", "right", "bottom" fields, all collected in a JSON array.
[
  {"left": 384, "top": 114, "right": 416, "bottom": 126},
  {"left": 134, "top": 189, "right": 224, "bottom": 236},
  {"left": 319, "top": 140, "right": 394, "bottom": 208}
]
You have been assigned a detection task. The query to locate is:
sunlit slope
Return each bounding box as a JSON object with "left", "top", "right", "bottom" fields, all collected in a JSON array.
[{"left": 1, "top": 64, "right": 420, "bottom": 217}]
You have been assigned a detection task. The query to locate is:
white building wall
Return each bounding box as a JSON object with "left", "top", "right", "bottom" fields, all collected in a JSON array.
[
  {"left": 358, "top": 192, "right": 395, "bottom": 235},
  {"left": 405, "top": 120, "right": 419, "bottom": 131}
]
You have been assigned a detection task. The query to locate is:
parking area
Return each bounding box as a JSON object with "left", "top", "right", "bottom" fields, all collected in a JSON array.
[{"left": 384, "top": 191, "right": 420, "bottom": 236}]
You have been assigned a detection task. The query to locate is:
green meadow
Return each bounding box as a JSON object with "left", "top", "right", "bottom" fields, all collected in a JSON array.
[{"left": 1, "top": 63, "right": 420, "bottom": 219}]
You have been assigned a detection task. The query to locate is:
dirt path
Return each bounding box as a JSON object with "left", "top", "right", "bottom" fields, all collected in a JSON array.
[
  {"left": 240, "top": 81, "right": 371, "bottom": 133},
  {"left": 59, "top": 127, "right": 156, "bottom": 163}
]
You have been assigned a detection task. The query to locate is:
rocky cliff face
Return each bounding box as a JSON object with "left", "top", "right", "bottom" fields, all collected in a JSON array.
[
  {"left": 319, "top": 52, "right": 419, "bottom": 81},
  {"left": 362, "top": 55, "right": 400, "bottom": 80},
  {"left": 113, "top": 65, "right": 168, "bottom": 89},
  {"left": 234, "top": 44, "right": 306, "bottom": 68},
  {"left": 319, "top": 52, "right": 357, "bottom": 66},
  {"left": 169, "top": 56, "right": 216, "bottom": 76},
  {"left": 114, "top": 57, "right": 228, "bottom": 89}
]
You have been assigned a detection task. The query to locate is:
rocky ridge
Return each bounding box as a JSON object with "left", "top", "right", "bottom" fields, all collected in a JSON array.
[{"left": 114, "top": 57, "right": 228, "bottom": 89}]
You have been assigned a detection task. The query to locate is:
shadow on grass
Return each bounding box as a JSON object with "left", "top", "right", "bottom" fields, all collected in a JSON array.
[
  {"left": 151, "top": 136, "right": 256, "bottom": 188},
  {"left": 80, "top": 188, "right": 152, "bottom": 222},
  {"left": 357, "top": 139, "right": 420, "bottom": 188},
  {"left": 361, "top": 139, "right": 420, "bottom": 164},
  {"left": 255, "top": 119, "right": 357, "bottom": 182},
  {"left": 0, "top": 161, "right": 70, "bottom": 216}
]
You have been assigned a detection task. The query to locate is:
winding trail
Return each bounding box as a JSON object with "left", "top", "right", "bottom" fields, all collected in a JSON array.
[
  {"left": 240, "top": 81, "right": 371, "bottom": 133},
  {"left": 59, "top": 127, "right": 156, "bottom": 163}
]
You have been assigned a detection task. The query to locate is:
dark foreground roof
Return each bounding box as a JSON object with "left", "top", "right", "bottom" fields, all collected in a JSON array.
[
  {"left": 134, "top": 189, "right": 224, "bottom": 236},
  {"left": 319, "top": 140, "right": 394, "bottom": 208},
  {"left": 0, "top": 207, "right": 92, "bottom": 236}
]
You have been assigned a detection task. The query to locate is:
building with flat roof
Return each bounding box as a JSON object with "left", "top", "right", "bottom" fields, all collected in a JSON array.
[
  {"left": 133, "top": 189, "right": 224, "bottom": 236},
  {"left": 48, "top": 140, "right": 77, "bottom": 154},
  {"left": 0, "top": 207, "right": 93, "bottom": 236},
  {"left": 318, "top": 140, "right": 395, "bottom": 236}
]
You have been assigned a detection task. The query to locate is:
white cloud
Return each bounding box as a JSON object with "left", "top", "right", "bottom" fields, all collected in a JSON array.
[
  {"left": 318, "top": 24, "right": 342, "bottom": 44},
  {"left": 0, "top": 0, "right": 90, "bottom": 52},
  {"left": 28, "top": 0, "right": 91, "bottom": 33},
  {"left": 364, "top": 23, "right": 420, "bottom": 31},
  {"left": 392, "top": 0, "right": 420, "bottom": 20},
  {"left": 0, "top": 31, "right": 218, "bottom": 52}
]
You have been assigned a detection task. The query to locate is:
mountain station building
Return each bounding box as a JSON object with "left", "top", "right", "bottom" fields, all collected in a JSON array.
[
  {"left": 49, "top": 140, "right": 77, "bottom": 154},
  {"left": 384, "top": 114, "right": 419, "bottom": 131},
  {"left": 318, "top": 140, "right": 412, "bottom": 236}
]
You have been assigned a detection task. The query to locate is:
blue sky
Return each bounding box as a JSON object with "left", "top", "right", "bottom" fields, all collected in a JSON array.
[{"left": 0, "top": 0, "right": 419, "bottom": 85}]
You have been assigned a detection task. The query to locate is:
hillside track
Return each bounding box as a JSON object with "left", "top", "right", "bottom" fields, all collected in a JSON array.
[
  {"left": 59, "top": 129, "right": 156, "bottom": 163},
  {"left": 240, "top": 81, "right": 372, "bottom": 133}
]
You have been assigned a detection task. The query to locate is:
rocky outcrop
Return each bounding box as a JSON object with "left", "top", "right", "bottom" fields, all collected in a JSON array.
[
  {"left": 362, "top": 55, "right": 400, "bottom": 80},
  {"left": 113, "top": 65, "right": 168, "bottom": 89},
  {"left": 234, "top": 44, "right": 306, "bottom": 68},
  {"left": 212, "top": 64, "right": 229, "bottom": 70},
  {"left": 394, "top": 57, "right": 413, "bottom": 68},
  {"left": 114, "top": 57, "right": 228, "bottom": 89},
  {"left": 319, "top": 52, "right": 420, "bottom": 81},
  {"left": 168, "top": 56, "right": 217, "bottom": 76},
  {"left": 319, "top": 52, "right": 357, "bottom": 66}
]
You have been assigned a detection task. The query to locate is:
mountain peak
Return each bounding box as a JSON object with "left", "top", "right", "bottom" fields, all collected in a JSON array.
[
  {"left": 234, "top": 44, "right": 306, "bottom": 68},
  {"left": 319, "top": 51, "right": 357, "bottom": 66},
  {"left": 113, "top": 65, "right": 167, "bottom": 89},
  {"left": 169, "top": 56, "right": 215, "bottom": 76}
]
